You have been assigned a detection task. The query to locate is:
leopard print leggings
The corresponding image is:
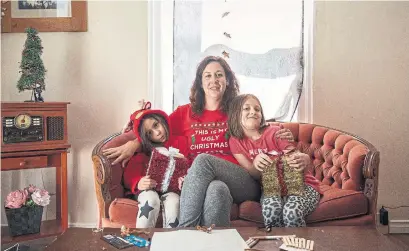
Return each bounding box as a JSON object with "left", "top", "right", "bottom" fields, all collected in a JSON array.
[{"left": 261, "top": 185, "right": 320, "bottom": 227}]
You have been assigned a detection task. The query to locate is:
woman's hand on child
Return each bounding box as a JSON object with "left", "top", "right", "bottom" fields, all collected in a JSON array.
[
  {"left": 275, "top": 128, "right": 294, "bottom": 142},
  {"left": 103, "top": 139, "right": 140, "bottom": 167},
  {"left": 287, "top": 152, "right": 311, "bottom": 172},
  {"left": 138, "top": 176, "right": 157, "bottom": 190},
  {"left": 253, "top": 153, "right": 272, "bottom": 172},
  {"left": 178, "top": 176, "right": 185, "bottom": 190},
  {"left": 265, "top": 122, "right": 294, "bottom": 142}
]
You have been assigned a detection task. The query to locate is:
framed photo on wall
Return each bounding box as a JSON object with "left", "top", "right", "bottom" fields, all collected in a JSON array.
[{"left": 1, "top": 0, "right": 87, "bottom": 33}]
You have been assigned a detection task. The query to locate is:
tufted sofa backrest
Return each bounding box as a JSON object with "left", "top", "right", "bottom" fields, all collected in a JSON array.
[{"left": 281, "top": 123, "right": 370, "bottom": 192}]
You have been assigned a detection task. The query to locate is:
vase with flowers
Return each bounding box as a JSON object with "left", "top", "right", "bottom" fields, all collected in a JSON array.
[{"left": 4, "top": 184, "right": 50, "bottom": 236}]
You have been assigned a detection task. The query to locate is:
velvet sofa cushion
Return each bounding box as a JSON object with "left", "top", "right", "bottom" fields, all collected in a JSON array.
[
  {"left": 306, "top": 184, "right": 368, "bottom": 223},
  {"left": 238, "top": 185, "right": 368, "bottom": 224},
  {"left": 107, "top": 198, "right": 240, "bottom": 228},
  {"left": 107, "top": 188, "right": 368, "bottom": 227}
]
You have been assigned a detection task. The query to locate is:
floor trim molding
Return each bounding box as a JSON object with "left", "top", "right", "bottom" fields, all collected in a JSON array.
[
  {"left": 68, "top": 222, "right": 97, "bottom": 228},
  {"left": 389, "top": 220, "right": 409, "bottom": 234},
  {"left": 2, "top": 223, "right": 97, "bottom": 228}
]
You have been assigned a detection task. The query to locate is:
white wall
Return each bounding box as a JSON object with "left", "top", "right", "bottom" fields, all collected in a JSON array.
[
  {"left": 314, "top": 1, "right": 409, "bottom": 220},
  {"left": 1, "top": 1, "right": 148, "bottom": 226}
]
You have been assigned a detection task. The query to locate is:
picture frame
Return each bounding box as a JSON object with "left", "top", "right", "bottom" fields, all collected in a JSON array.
[{"left": 1, "top": 0, "right": 87, "bottom": 33}]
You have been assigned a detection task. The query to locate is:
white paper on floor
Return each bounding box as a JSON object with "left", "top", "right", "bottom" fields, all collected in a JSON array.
[{"left": 150, "top": 229, "right": 249, "bottom": 251}]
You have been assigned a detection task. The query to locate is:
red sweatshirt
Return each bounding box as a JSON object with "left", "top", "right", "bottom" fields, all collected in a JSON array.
[{"left": 169, "top": 104, "right": 238, "bottom": 165}]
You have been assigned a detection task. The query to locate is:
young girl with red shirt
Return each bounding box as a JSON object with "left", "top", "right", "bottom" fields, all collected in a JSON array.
[
  {"left": 228, "top": 94, "right": 321, "bottom": 228},
  {"left": 123, "top": 101, "right": 187, "bottom": 228}
]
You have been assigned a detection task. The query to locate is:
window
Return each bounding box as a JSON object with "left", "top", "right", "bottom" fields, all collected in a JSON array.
[{"left": 148, "top": 0, "right": 313, "bottom": 122}]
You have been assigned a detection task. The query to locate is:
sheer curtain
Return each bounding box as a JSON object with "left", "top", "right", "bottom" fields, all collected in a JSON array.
[{"left": 173, "top": 0, "right": 303, "bottom": 121}]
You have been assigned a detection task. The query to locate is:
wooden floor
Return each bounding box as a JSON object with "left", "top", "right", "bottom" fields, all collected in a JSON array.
[
  {"left": 1, "top": 236, "right": 56, "bottom": 251},
  {"left": 1, "top": 231, "right": 408, "bottom": 251},
  {"left": 388, "top": 234, "right": 409, "bottom": 250}
]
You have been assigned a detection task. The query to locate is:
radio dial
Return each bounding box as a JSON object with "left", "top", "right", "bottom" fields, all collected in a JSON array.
[{"left": 14, "top": 114, "right": 32, "bottom": 129}]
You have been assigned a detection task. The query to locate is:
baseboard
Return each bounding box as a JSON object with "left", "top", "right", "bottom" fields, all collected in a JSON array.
[
  {"left": 2, "top": 222, "right": 96, "bottom": 228},
  {"left": 68, "top": 222, "right": 97, "bottom": 228},
  {"left": 389, "top": 220, "right": 409, "bottom": 234}
]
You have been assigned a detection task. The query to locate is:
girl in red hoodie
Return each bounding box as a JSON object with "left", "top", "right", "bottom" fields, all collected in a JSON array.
[{"left": 123, "top": 101, "right": 188, "bottom": 228}]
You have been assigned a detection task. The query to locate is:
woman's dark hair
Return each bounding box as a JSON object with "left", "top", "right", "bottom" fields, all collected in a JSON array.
[
  {"left": 189, "top": 56, "right": 240, "bottom": 115},
  {"left": 228, "top": 94, "right": 266, "bottom": 139},
  {"left": 138, "top": 113, "right": 170, "bottom": 155}
]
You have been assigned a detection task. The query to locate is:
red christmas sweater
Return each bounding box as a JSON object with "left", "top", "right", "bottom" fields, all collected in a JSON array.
[{"left": 169, "top": 104, "right": 238, "bottom": 165}]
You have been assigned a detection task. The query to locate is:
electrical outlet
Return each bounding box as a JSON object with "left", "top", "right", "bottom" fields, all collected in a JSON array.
[{"left": 389, "top": 220, "right": 409, "bottom": 234}]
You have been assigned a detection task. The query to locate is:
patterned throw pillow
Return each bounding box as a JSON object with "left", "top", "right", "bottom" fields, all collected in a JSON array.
[{"left": 262, "top": 155, "right": 305, "bottom": 197}]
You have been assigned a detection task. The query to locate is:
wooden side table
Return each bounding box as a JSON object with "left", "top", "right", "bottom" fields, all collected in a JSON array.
[{"left": 1, "top": 102, "right": 70, "bottom": 244}]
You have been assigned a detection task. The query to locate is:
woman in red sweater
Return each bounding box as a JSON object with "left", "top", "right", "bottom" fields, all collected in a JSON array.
[{"left": 103, "top": 56, "right": 311, "bottom": 227}]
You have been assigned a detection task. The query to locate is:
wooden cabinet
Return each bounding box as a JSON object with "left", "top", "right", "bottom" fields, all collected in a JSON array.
[{"left": 1, "top": 102, "right": 70, "bottom": 244}]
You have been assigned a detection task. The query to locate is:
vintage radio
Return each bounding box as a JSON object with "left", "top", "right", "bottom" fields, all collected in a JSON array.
[{"left": 1, "top": 102, "right": 70, "bottom": 153}]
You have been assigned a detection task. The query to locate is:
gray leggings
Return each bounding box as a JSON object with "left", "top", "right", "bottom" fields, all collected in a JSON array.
[{"left": 178, "top": 154, "right": 261, "bottom": 227}]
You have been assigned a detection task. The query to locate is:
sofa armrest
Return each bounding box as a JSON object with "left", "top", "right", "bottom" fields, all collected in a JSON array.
[
  {"left": 363, "top": 150, "right": 380, "bottom": 219},
  {"left": 92, "top": 131, "right": 136, "bottom": 227}
]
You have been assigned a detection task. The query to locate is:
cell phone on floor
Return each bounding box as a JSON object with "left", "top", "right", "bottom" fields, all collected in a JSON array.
[{"left": 101, "top": 234, "right": 133, "bottom": 249}]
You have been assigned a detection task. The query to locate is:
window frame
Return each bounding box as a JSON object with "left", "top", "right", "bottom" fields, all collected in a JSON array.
[{"left": 147, "top": 0, "right": 314, "bottom": 123}]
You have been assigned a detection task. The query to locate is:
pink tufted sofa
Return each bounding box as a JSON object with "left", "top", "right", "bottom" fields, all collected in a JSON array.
[{"left": 91, "top": 122, "right": 379, "bottom": 228}]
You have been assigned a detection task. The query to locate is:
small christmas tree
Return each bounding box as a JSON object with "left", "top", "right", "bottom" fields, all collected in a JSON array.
[{"left": 17, "top": 27, "right": 46, "bottom": 102}]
